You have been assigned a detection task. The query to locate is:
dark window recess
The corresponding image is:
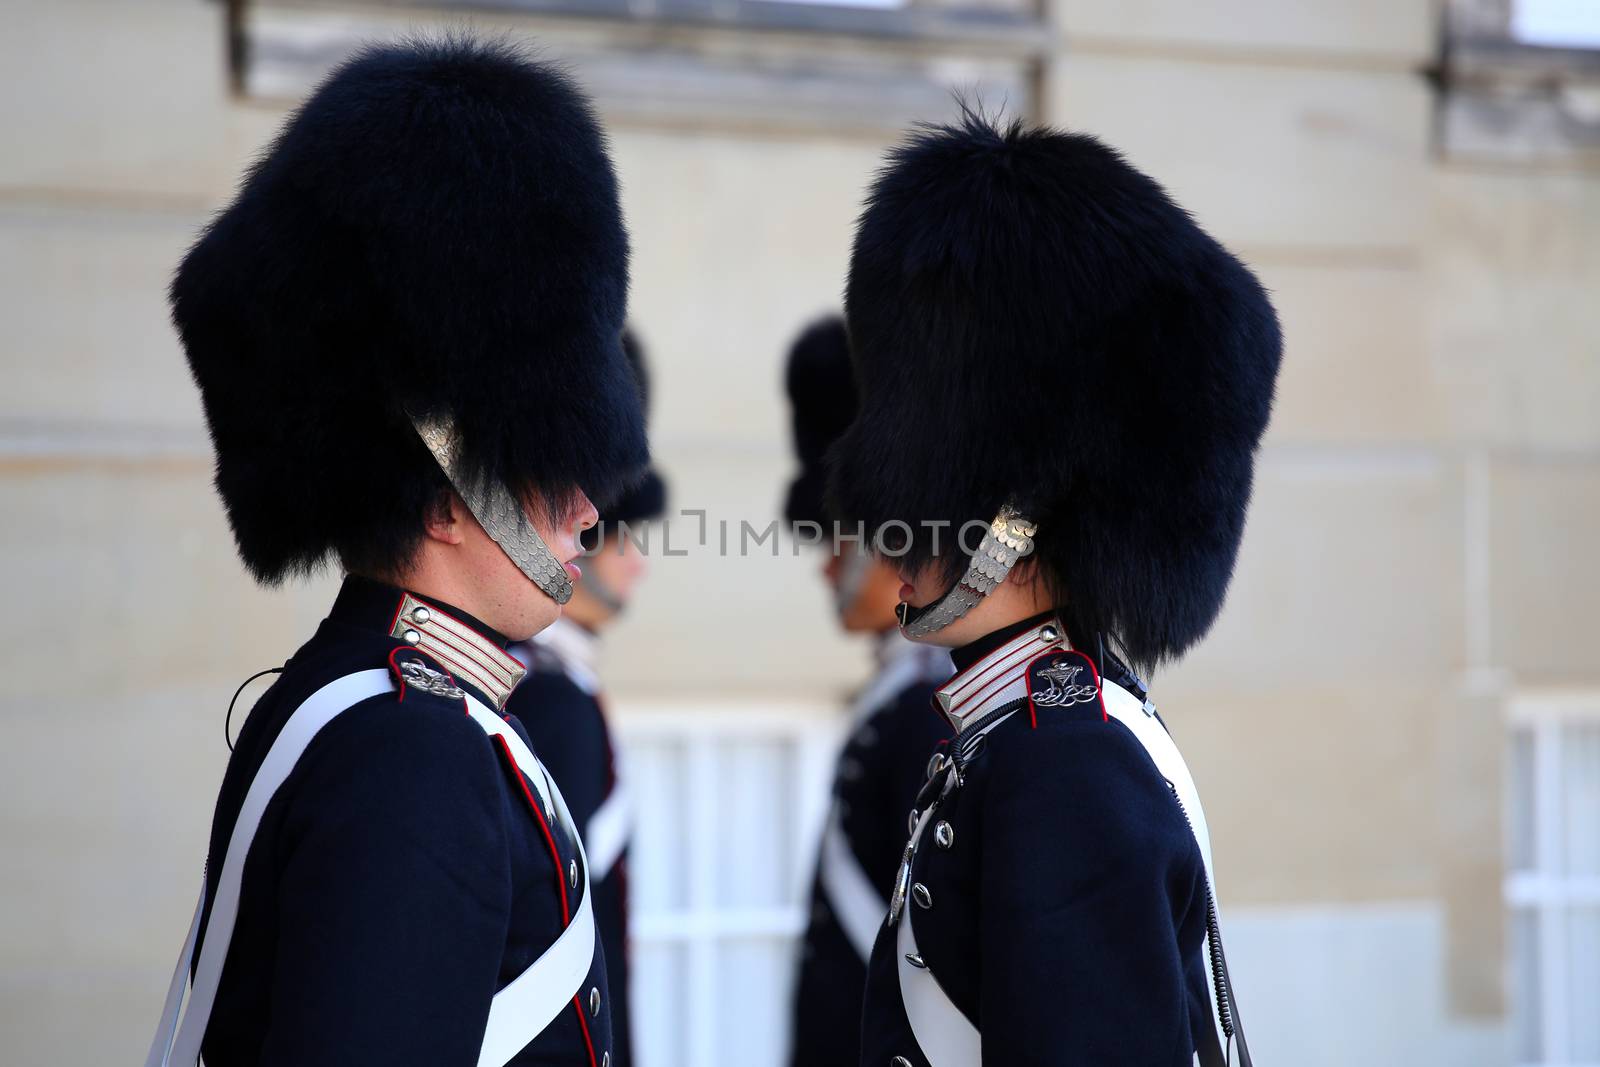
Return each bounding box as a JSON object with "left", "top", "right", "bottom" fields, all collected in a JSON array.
[
  {"left": 231, "top": 0, "right": 1050, "bottom": 132},
  {"left": 1435, "top": 0, "right": 1600, "bottom": 168}
]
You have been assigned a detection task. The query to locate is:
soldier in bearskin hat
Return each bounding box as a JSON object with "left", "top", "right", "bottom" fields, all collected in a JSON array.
[
  {"left": 146, "top": 37, "right": 644, "bottom": 1067},
  {"left": 780, "top": 315, "right": 951, "bottom": 1067},
  {"left": 505, "top": 329, "right": 668, "bottom": 1067},
  {"left": 830, "top": 112, "right": 1281, "bottom": 1065}
]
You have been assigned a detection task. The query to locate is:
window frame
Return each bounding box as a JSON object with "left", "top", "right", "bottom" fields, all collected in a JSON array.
[
  {"left": 245, "top": 0, "right": 1047, "bottom": 49},
  {"left": 612, "top": 697, "right": 848, "bottom": 1067},
  {"left": 1505, "top": 689, "right": 1600, "bottom": 1067},
  {"left": 233, "top": 0, "right": 1050, "bottom": 132},
  {"left": 1437, "top": 0, "right": 1600, "bottom": 169}
]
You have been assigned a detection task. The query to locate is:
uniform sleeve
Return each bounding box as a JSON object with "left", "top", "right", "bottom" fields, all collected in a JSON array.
[
  {"left": 260, "top": 696, "right": 513, "bottom": 1067},
  {"left": 977, "top": 722, "right": 1208, "bottom": 1067},
  {"left": 506, "top": 672, "right": 610, "bottom": 831}
]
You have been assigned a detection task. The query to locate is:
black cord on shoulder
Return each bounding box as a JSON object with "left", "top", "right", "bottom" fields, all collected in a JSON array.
[
  {"left": 1099, "top": 631, "right": 1151, "bottom": 701},
  {"left": 225, "top": 667, "right": 284, "bottom": 752}
]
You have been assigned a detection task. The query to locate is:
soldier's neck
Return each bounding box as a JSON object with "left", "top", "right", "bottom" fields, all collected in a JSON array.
[{"left": 949, "top": 610, "right": 1057, "bottom": 673}]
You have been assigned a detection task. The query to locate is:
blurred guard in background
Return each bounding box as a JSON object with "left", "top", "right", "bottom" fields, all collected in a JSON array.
[
  {"left": 781, "top": 317, "right": 952, "bottom": 1067},
  {"left": 506, "top": 330, "right": 668, "bottom": 1067},
  {"left": 830, "top": 114, "right": 1281, "bottom": 1066},
  {"left": 148, "top": 39, "right": 645, "bottom": 1067}
]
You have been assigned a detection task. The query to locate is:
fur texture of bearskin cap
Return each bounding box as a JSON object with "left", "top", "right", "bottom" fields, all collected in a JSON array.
[
  {"left": 783, "top": 315, "right": 858, "bottom": 528},
  {"left": 829, "top": 112, "right": 1282, "bottom": 668},
  {"left": 171, "top": 35, "right": 646, "bottom": 583},
  {"left": 596, "top": 329, "right": 666, "bottom": 528}
]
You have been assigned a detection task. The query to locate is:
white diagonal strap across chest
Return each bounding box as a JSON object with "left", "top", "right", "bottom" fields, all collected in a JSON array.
[
  {"left": 146, "top": 670, "right": 594, "bottom": 1067},
  {"left": 893, "top": 686, "right": 1227, "bottom": 1067},
  {"left": 1098, "top": 679, "right": 1226, "bottom": 1065},
  {"left": 819, "top": 802, "right": 886, "bottom": 962},
  {"left": 821, "top": 642, "right": 952, "bottom": 961},
  {"left": 892, "top": 713, "right": 1017, "bottom": 1067},
  {"left": 584, "top": 781, "right": 631, "bottom": 883},
  {"left": 1098, "top": 681, "right": 1214, "bottom": 889},
  {"left": 473, "top": 731, "right": 595, "bottom": 1067},
  {"left": 896, "top": 802, "right": 980, "bottom": 1067}
]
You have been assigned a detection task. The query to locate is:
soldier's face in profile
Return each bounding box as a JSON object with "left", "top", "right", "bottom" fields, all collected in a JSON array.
[
  {"left": 896, "top": 559, "right": 1053, "bottom": 649},
  {"left": 592, "top": 532, "right": 650, "bottom": 600},
  {"left": 566, "top": 531, "right": 650, "bottom": 629},
  {"left": 437, "top": 487, "right": 597, "bottom": 643},
  {"left": 823, "top": 551, "right": 904, "bottom": 634},
  {"left": 894, "top": 561, "right": 945, "bottom": 613}
]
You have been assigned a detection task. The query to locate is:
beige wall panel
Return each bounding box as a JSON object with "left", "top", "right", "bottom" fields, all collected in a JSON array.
[
  {"left": 1167, "top": 451, "right": 1465, "bottom": 692},
  {"left": 0, "top": 0, "right": 260, "bottom": 203},
  {"left": 1, "top": 204, "right": 206, "bottom": 429},
  {"left": 0, "top": 463, "right": 337, "bottom": 701},
  {"left": 1172, "top": 665, "right": 1508, "bottom": 1011},
  {"left": 600, "top": 125, "right": 908, "bottom": 697},
  {"left": 1488, "top": 459, "right": 1600, "bottom": 680},
  {"left": 610, "top": 127, "right": 890, "bottom": 446},
  {"left": 0, "top": 472, "right": 336, "bottom": 1063},
  {"left": 1, "top": 971, "right": 162, "bottom": 1067},
  {"left": 1157, "top": 681, "right": 1441, "bottom": 904},
  {"left": 1045, "top": 55, "right": 1429, "bottom": 251},
  {"left": 1, "top": 687, "right": 222, "bottom": 971},
  {"left": 1260, "top": 259, "right": 1441, "bottom": 444},
  {"left": 1428, "top": 170, "right": 1600, "bottom": 453},
  {"left": 0, "top": 682, "right": 246, "bottom": 1065},
  {"left": 1054, "top": 0, "right": 1434, "bottom": 64},
  {"left": 1434, "top": 680, "right": 1508, "bottom": 1018},
  {"left": 0, "top": 468, "right": 338, "bottom": 1061},
  {"left": 599, "top": 444, "right": 867, "bottom": 700}
]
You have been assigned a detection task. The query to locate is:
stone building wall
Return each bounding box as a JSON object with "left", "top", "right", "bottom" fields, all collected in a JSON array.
[{"left": 3, "top": 1, "right": 1596, "bottom": 1062}]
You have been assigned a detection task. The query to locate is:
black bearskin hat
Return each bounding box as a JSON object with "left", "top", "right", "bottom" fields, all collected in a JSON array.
[
  {"left": 782, "top": 315, "right": 857, "bottom": 528},
  {"left": 830, "top": 113, "right": 1282, "bottom": 668},
  {"left": 172, "top": 36, "right": 646, "bottom": 583},
  {"left": 594, "top": 328, "right": 667, "bottom": 530}
]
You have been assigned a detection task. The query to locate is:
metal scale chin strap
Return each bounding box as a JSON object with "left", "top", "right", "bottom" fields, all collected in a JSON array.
[
  {"left": 895, "top": 503, "right": 1037, "bottom": 639},
  {"left": 412, "top": 415, "right": 574, "bottom": 605}
]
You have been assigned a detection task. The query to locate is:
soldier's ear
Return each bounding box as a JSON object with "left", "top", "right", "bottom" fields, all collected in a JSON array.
[{"left": 422, "top": 490, "right": 467, "bottom": 547}]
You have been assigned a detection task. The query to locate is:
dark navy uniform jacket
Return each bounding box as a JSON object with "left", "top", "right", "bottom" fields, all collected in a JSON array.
[
  {"left": 506, "top": 619, "right": 634, "bottom": 1067},
  {"left": 197, "top": 576, "right": 614, "bottom": 1067},
  {"left": 790, "top": 634, "right": 952, "bottom": 1067},
  {"left": 859, "top": 616, "right": 1216, "bottom": 1067}
]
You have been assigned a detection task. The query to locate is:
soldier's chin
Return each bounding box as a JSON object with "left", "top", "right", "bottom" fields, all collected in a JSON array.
[{"left": 502, "top": 582, "right": 564, "bottom": 643}]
